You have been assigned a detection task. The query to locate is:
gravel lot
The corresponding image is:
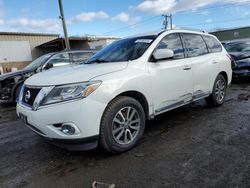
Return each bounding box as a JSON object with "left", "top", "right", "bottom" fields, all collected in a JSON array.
[{"left": 0, "top": 81, "right": 250, "bottom": 188}]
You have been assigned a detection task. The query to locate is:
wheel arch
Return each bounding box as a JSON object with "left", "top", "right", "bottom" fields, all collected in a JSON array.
[
  {"left": 113, "top": 90, "right": 151, "bottom": 120},
  {"left": 218, "top": 71, "right": 228, "bottom": 85},
  {"left": 11, "top": 80, "right": 24, "bottom": 102}
]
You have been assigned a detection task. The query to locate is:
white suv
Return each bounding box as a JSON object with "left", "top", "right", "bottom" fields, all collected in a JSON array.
[{"left": 17, "top": 29, "right": 232, "bottom": 153}]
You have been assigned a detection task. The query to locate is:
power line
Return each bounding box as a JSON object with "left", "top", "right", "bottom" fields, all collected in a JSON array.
[
  {"left": 175, "top": 1, "right": 250, "bottom": 16},
  {"left": 180, "top": 17, "right": 250, "bottom": 27},
  {"left": 103, "top": 16, "right": 160, "bottom": 35},
  {"left": 103, "top": 1, "right": 250, "bottom": 35}
]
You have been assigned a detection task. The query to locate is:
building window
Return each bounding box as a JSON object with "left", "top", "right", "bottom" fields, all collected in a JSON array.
[{"left": 234, "top": 32, "right": 239, "bottom": 38}]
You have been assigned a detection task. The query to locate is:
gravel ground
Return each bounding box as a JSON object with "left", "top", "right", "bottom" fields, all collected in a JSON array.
[{"left": 0, "top": 81, "right": 250, "bottom": 188}]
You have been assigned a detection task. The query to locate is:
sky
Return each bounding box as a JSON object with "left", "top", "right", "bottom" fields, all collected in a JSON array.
[{"left": 0, "top": 0, "right": 250, "bottom": 37}]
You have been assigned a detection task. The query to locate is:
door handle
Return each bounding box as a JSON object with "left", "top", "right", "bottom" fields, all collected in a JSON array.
[{"left": 183, "top": 66, "right": 191, "bottom": 70}]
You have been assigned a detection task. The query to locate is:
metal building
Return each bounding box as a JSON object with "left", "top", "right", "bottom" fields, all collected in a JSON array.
[
  {"left": 0, "top": 32, "right": 59, "bottom": 71},
  {"left": 210, "top": 26, "right": 250, "bottom": 41},
  {"left": 0, "top": 32, "right": 118, "bottom": 73},
  {"left": 37, "top": 36, "right": 119, "bottom": 52}
]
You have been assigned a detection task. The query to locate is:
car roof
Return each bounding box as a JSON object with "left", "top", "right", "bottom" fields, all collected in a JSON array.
[{"left": 126, "top": 29, "right": 211, "bottom": 39}]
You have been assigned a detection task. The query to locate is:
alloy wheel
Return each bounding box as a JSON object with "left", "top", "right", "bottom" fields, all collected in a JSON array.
[
  {"left": 215, "top": 79, "right": 226, "bottom": 103},
  {"left": 112, "top": 106, "right": 141, "bottom": 145}
]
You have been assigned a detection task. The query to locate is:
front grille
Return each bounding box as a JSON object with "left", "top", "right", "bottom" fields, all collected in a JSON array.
[{"left": 22, "top": 86, "right": 41, "bottom": 107}]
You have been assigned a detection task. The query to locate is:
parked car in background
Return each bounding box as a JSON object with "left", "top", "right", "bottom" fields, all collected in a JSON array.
[
  {"left": 223, "top": 39, "right": 250, "bottom": 78},
  {"left": 0, "top": 50, "right": 96, "bottom": 102},
  {"left": 17, "top": 29, "right": 232, "bottom": 153}
]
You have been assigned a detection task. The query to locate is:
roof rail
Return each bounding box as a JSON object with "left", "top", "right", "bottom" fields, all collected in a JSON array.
[{"left": 171, "top": 27, "right": 208, "bottom": 33}]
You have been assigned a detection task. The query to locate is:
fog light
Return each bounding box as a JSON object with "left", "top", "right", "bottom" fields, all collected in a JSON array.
[{"left": 61, "top": 124, "right": 76, "bottom": 135}]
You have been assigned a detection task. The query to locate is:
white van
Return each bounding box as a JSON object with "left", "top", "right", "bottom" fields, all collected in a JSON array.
[{"left": 17, "top": 29, "right": 232, "bottom": 153}]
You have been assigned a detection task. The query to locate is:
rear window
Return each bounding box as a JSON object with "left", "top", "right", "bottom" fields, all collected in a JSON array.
[
  {"left": 203, "top": 35, "right": 222, "bottom": 53},
  {"left": 182, "top": 34, "right": 209, "bottom": 57}
]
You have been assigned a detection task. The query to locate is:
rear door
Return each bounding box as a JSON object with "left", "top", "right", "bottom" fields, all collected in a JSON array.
[
  {"left": 148, "top": 33, "right": 193, "bottom": 114},
  {"left": 181, "top": 33, "right": 219, "bottom": 99}
]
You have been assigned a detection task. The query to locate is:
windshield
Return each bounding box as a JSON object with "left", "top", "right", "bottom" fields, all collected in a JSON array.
[
  {"left": 224, "top": 41, "right": 250, "bottom": 52},
  {"left": 85, "top": 35, "right": 156, "bottom": 63},
  {"left": 24, "top": 53, "right": 54, "bottom": 70}
]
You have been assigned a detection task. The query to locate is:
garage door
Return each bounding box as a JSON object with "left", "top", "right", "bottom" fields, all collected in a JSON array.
[{"left": 0, "top": 41, "right": 32, "bottom": 63}]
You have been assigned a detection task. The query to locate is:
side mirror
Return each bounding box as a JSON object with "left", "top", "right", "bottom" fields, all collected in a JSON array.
[
  {"left": 153, "top": 49, "right": 174, "bottom": 61},
  {"left": 35, "top": 67, "right": 42, "bottom": 73},
  {"left": 44, "top": 63, "right": 53, "bottom": 70}
]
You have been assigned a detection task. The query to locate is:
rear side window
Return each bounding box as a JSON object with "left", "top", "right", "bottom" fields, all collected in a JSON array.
[
  {"left": 203, "top": 35, "right": 222, "bottom": 53},
  {"left": 182, "top": 34, "right": 208, "bottom": 57},
  {"left": 156, "top": 33, "right": 185, "bottom": 59}
]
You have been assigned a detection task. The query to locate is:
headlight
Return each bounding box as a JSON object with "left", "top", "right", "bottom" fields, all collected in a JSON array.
[
  {"left": 18, "top": 84, "right": 25, "bottom": 103},
  {"left": 41, "top": 81, "right": 101, "bottom": 106},
  {"left": 231, "top": 60, "right": 237, "bottom": 68}
]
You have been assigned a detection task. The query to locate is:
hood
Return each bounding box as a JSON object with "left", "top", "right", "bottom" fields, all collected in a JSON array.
[
  {"left": 0, "top": 69, "right": 31, "bottom": 81},
  {"left": 229, "top": 52, "right": 250, "bottom": 61},
  {"left": 234, "top": 58, "right": 250, "bottom": 68},
  {"left": 25, "top": 62, "right": 128, "bottom": 86}
]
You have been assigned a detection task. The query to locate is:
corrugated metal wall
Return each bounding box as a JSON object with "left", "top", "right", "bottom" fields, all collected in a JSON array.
[
  {"left": 0, "top": 41, "right": 32, "bottom": 63},
  {"left": 211, "top": 27, "right": 250, "bottom": 41},
  {"left": 0, "top": 34, "right": 58, "bottom": 59},
  {"left": 0, "top": 33, "right": 59, "bottom": 72}
]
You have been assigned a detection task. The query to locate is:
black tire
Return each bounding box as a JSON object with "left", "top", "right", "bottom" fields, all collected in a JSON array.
[
  {"left": 100, "top": 96, "right": 145, "bottom": 153},
  {"left": 206, "top": 74, "right": 227, "bottom": 107},
  {"left": 13, "top": 83, "right": 23, "bottom": 103}
]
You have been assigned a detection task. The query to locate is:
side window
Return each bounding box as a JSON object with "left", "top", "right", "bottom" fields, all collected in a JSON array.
[
  {"left": 71, "top": 52, "right": 95, "bottom": 64},
  {"left": 156, "top": 33, "right": 185, "bottom": 59},
  {"left": 48, "top": 53, "right": 70, "bottom": 67},
  {"left": 203, "top": 35, "right": 222, "bottom": 53},
  {"left": 182, "top": 34, "right": 208, "bottom": 57}
]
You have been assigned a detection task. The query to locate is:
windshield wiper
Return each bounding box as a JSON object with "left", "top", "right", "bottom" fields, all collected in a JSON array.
[{"left": 85, "top": 58, "right": 108, "bottom": 64}]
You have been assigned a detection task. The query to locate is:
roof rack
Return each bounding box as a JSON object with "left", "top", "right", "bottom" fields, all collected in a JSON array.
[{"left": 168, "top": 27, "right": 207, "bottom": 33}]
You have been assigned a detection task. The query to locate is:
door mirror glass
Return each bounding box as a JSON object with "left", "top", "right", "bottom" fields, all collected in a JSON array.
[
  {"left": 153, "top": 49, "right": 174, "bottom": 61},
  {"left": 35, "top": 67, "right": 42, "bottom": 73}
]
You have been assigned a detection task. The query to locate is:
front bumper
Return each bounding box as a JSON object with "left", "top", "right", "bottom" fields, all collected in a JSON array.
[
  {"left": 232, "top": 59, "right": 250, "bottom": 78},
  {"left": 233, "top": 69, "right": 250, "bottom": 78},
  {"left": 45, "top": 135, "right": 99, "bottom": 151},
  {"left": 17, "top": 97, "right": 106, "bottom": 150},
  {"left": 0, "top": 87, "right": 12, "bottom": 101}
]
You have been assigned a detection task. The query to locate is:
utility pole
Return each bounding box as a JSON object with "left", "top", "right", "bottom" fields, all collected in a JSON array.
[
  {"left": 162, "top": 14, "right": 173, "bottom": 30},
  {"left": 58, "top": 0, "right": 70, "bottom": 50},
  {"left": 170, "top": 14, "right": 172, "bottom": 30}
]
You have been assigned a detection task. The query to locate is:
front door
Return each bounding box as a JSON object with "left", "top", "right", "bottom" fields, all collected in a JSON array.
[{"left": 148, "top": 33, "right": 193, "bottom": 114}]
